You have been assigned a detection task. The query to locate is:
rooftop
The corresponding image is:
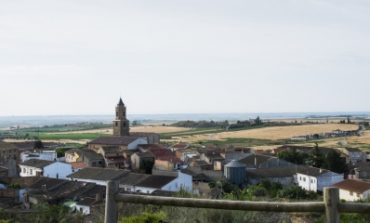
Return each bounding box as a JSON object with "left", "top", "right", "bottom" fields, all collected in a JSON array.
[
  {"left": 68, "top": 167, "right": 129, "bottom": 181},
  {"left": 334, "top": 179, "right": 370, "bottom": 194},
  {"left": 89, "top": 136, "right": 141, "bottom": 146},
  {"left": 19, "top": 159, "right": 53, "bottom": 169},
  {"left": 297, "top": 166, "right": 330, "bottom": 177},
  {"left": 119, "top": 172, "right": 177, "bottom": 189}
]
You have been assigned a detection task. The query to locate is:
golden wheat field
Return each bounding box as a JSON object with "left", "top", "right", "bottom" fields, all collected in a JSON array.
[
  {"left": 175, "top": 124, "right": 358, "bottom": 142},
  {"left": 49, "top": 126, "right": 189, "bottom": 135}
]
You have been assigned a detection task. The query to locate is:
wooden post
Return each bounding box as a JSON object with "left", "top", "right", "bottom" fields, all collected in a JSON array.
[
  {"left": 105, "top": 181, "right": 119, "bottom": 223},
  {"left": 324, "top": 187, "right": 340, "bottom": 223}
]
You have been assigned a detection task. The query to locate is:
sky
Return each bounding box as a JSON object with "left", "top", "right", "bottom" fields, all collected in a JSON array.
[{"left": 1, "top": 0, "right": 370, "bottom": 116}]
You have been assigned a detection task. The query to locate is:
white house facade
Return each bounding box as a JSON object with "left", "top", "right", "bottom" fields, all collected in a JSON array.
[
  {"left": 19, "top": 159, "right": 72, "bottom": 179},
  {"left": 334, "top": 179, "right": 370, "bottom": 201},
  {"left": 297, "top": 168, "right": 344, "bottom": 192},
  {"left": 19, "top": 160, "right": 52, "bottom": 177},
  {"left": 21, "top": 150, "right": 57, "bottom": 162}
]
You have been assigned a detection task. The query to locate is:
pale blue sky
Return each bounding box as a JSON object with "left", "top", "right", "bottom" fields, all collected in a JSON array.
[{"left": 1, "top": 0, "right": 370, "bottom": 116}]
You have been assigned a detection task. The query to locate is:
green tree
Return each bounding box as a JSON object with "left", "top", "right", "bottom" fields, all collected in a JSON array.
[
  {"left": 278, "top": 150, "right": 309, "bottom": 165},
  {"left": 120, "top": 211, "right": 166, "bottom": 223},
  {"left": 254, "top": 116, "right": 262, "bottom": 126},
  {"left": 323, "top": 150, "right": 347, "bottom": 173},
  {"left": 32, "top": 204, "right": 83, "bottom": 223},
  {"left": 306, "top": 143, "right": 324, "bottom": 168},
  {"left": 33, "top": 140, "right": 44, "bottom": 149}
]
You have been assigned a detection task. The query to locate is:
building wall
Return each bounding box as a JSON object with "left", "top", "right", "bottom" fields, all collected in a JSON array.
[
  {"left": 155, "top": 160, "right": 174, "bottom": 171},
  {"left": 161, "top": 172, "right": 193, "bottom": 192},
  {"left": 131, "top": 153, "right": 141, "bottom": 170},
  {"left": 69, "top": 177, "right": 108, "bottom": 186},
  {"left": 65, "top": 152, "right": 82, "bottom": 163},
  {"left": 297, "top": 172, "right": 344, "bottom": 192},
  {"left": 317, "top": 173, "right": 344, "bottom": 192},
  {"left": 127, "top": 138, "right": 148, "bottom": 150},
  {"left": 21, "top": 150, "right": 57, "bottom": 162},
  {"left": 339, "top": 189, "right": 370, "bottom": 202},
  {"left": 0, "top": 148, "right": 18, "bottom": 161},
  {"left": 43, "top": 162, "right": 73, "bottom": 179},
  {"left": 297, "top": 174, "right": 318, "bottom": 192},
  {"left": 19, "top": 166, "right": 42, "bottom": 177},
  {"left": 76, "top": 205, "right": 91, "bottom": 215},
  {"left": 249, "top": 176, "right": 294, "bottom": 186}
]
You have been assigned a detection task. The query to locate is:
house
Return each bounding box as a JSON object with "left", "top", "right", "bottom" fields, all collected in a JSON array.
[
  {"left": 0, "top": 142, "right": 19, "bottom": 161},
  {"left": 20, "top": 150, "right": 57, "bottom": 162},
  {"left": 238, "top": 154, "right": 295, "bottom": 169},
  {"left": 130, "top": 151, "right": 155, "bottom": 172},
  {"left": 18, "top": 176, "right": 105, "bottom": 213},
  {"left": 246, "top": 168, "right": 298, "bottom": 186},
  {"left": 221, "top": 147, "right": 252, "bottom": 163},
  {"left": 0, "top": 166, "right": 9, "bottom": 178},
  {"left": 119, "top": 171, "right": 192, "bottom": 194},
  {"left": 88, "top": 136, "right": 148, "bottom": 152},
  {"left": 71, "top": 162, "right": 88, "bottom": 172},
  {"left": 175, "top": 148, "right": 199, "bottom": 162},
  {"left": 139, "top": 144, "right": 181, "bottom": 171},
  {"left": 65, "top": 149, "right": 105, "bottom": 167},
  {"left": 19, "top": 159, "right": 73, "bottom": 179},
  {"left": 68, "top": 167, "right": 129, "bottom": 186},
  {"left": 130, "top": 132, "right": 160, "bottom": 144},
  {"left": 296, "top": 167, "right": 344, "bottom": 192},
  {"left": 88, "top": 137, "right": 147, "bottom": 169},
  {"left": 333, "top": 179, "right": 370, "bottom": 201},
  {"left": 200, "top": 151, "right": 225, "bottom": 171},
  {"left": 171, "top": 143, "right": 190, "bottom": 152},
  {"left": 349, "top": 162, "right": 370, "bottom": 181}
]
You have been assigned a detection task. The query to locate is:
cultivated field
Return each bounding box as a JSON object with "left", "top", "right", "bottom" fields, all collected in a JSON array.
[
  {"left": 46, "top": 125, "right": 189, "bottom": 135},
  {"left": 173, "top": 124, "right": 358, "bottom": 142}
]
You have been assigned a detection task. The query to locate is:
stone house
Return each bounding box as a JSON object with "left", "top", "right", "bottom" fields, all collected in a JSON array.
[{"left": 334, "top": 179, "right": 370, "bottom": 201}]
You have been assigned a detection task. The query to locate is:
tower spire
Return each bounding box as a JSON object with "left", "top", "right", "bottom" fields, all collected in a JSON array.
[
  {"left": 118, "top": 97, "right": 124, "bottom": 106},
  {"left": 113, "top": 97, "right": 130, "bottom": 136}
]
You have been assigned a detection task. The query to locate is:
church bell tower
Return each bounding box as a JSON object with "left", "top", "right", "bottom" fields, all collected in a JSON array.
[{"left": 113, "top": 98, "right": 130, "bottom": 136}]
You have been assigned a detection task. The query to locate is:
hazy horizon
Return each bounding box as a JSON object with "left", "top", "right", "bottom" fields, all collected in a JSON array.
[{"left": 1, "top": 0, "right": 370, "bottom": 116}]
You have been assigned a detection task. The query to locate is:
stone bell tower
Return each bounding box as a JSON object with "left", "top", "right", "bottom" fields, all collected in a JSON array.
[{"left": 113, "top": 98, "right": 130, "bottom": 136}]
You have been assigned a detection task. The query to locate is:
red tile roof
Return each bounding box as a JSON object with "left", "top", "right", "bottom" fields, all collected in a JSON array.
[
  {"left": 71, "top": 162, "right": 88, "bottom": 169},
  {"left": 334, "top": 179, "right": 370, "bottom": 194}
]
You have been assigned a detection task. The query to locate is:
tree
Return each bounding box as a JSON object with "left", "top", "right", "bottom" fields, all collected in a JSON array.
[
  {"left": 306, "top": 143, "right": 324, "bottom": 168},
  {"left": 323, "top": 150, "right": 348, "bottom": 173},
  {"left": 120, "top": 211, "right": 166, "bottom": 223},
  {"left": 254, "top": 116, "right": 262, "bottom": 126},
  {"left": 277, "top": 150, "right": 308, "bottom": 165},
  {"left": 347, "top": 116, "right": 351, "bottom": 124},
  {"left": 33, "top": 140, "right": 44, "bottom": 149}
]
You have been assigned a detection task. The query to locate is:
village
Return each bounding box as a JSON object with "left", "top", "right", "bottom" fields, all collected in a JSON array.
[{"left": 0, "top": 98, "right": 370, "bottom": 222}]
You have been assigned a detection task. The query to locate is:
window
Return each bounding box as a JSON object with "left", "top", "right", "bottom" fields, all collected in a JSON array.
[{"left": 30, "top": 169, "right": 33, "bottom": 175}]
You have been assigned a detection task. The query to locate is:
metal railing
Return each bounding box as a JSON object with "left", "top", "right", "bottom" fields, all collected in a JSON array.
[{"left": 104, "top": 181, "right": 370, "bottom": 223}]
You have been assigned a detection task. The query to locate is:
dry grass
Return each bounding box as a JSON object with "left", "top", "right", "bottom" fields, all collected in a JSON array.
[
  {"left": 174, "top": 124, "right": 358, "bottom": 142},
  {"left": 47, "top": 126, "right": 189, "bottom": 135}
]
